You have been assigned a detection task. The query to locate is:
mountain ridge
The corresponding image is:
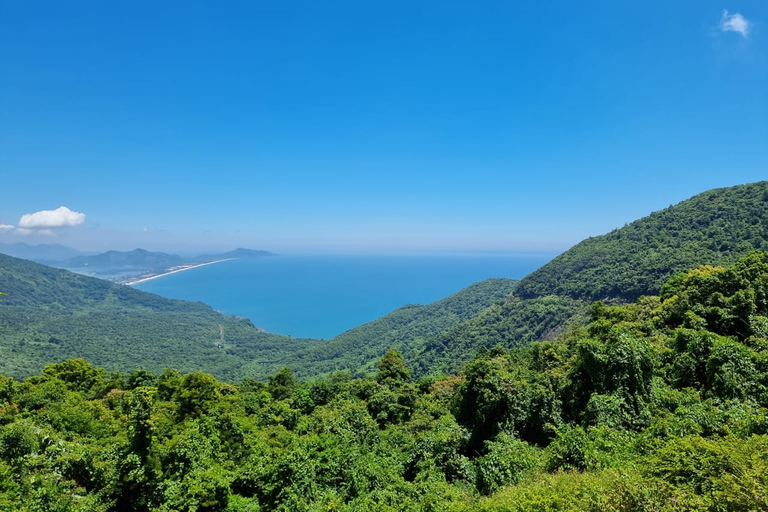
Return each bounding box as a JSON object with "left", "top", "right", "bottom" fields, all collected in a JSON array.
[
  {"left": 51, "top": 247, "right": 275, "bottom": 283},
  {"left": 406, "top": 181, "right": 768, "bottom": 376},
  {"left": 62, "top": 248, "right": 185, "bottom": 270},
  {"left": 515, "top": 181, "right": 768, "bottom": 302},
  {"left": 191, "top": 248, "right": 275, "bottom": 262},
  {"left": 0, "top": 242, "right": 84, "bottom": 262}
]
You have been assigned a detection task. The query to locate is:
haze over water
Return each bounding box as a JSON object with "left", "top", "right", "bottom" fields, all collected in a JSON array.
[{"left": 135, "top": 253, "right": 553, "bottom": 339}]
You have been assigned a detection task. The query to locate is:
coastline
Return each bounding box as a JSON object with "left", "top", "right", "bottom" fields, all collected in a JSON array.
[{"left": 125, "top": 258, "right": 237, "bottom": 286}]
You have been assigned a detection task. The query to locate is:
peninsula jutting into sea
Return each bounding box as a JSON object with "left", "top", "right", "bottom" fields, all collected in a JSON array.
[
  {"left": 12, "top": 246, "right": 276, "bottom": 284},
  {"left": 124, "top": 258, "right": 237, "bottom": 285}
]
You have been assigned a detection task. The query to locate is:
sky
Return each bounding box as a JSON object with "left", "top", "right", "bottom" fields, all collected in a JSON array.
[{"left": 1, "top": 1, "right": 766, "bottom": 254}]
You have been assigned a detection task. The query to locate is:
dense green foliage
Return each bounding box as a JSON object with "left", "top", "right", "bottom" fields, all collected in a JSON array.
[
  {"left": 2, "top": 253, "right": 768, "bottom": 510},
  {"left": 407, "top": 181, "right": 768, "bottom": 376},
  {"left": 517, "top": 181, "right": 768, "bottom": 302}
]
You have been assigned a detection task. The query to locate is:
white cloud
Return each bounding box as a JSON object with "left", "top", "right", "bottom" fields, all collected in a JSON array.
[
  {"left": 0, "top": 224, "right": 14, "bottom": 232},
  {"left": 18, "top": 206, "right": 86, "bottom": 229},
  {"left": 720, "top": 10, "right": 750, "bottom": 37}
]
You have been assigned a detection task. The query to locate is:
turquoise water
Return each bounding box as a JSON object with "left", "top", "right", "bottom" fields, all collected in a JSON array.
[{"left": 134, "top": 253, "right": 553, "bottom": 339}]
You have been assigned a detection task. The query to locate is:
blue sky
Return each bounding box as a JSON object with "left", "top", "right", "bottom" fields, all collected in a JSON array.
[{"left": 1, "top": 1, "right": 766, "bottom": 253}]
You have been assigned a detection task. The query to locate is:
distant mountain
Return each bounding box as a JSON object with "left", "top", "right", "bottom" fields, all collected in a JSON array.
[
  {"left": 60, "top": 247, "right": 274, "bottom": 269},
  {"left": 0, "top": 242, "right": 83, "bottom": 262},
  {"left": 192, "top": 248, "right": 275, "bottom": 262},
  {"left": 53, "top": 247, "right": 275, "bottom": 282},
  {"left": 62, "top": 248, "right": 186, "bottom": 271}
]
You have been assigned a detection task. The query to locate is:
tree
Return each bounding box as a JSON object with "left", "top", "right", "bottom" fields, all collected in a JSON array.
[
  {"left": 126, "top": 388, "right": 155, "bottom": 460},
  {"left": 0, "top": 422, "right": 36, "bottom": 462},
  {"left": 42, "top": 358, "right": 102, "bottom": 394},
  {"left": 377, "top": 349, "right": 410, "bottom": 383},
  {"left": 178, "top": 372, "right": 219, "bottom": 419},
  {"left": 267, "top": 367, "right": 296, "bottom": 401}
]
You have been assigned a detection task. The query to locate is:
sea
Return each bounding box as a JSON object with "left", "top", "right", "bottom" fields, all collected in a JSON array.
[{"left": 134, "top": 253, "right": 554, "bottom": 339}]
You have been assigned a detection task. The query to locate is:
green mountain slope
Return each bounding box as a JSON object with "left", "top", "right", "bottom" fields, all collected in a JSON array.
[
  {"left": 255, "top": 278, "right": 519, "bottom": 378},
  {"left": 517, "top": 181, "right": 768, "bottom": 302},
  {"left": 409, "top": 181, "right": 768, "bottom": 376},
  {"left": 0, "top": 255, "right": 513, "bottom": 381},
  {"left": 409, "top": 295, "right": 588, "bottom": 376},
  {"left": 0, "top": 254, "right": 313, "bottom": 380}
]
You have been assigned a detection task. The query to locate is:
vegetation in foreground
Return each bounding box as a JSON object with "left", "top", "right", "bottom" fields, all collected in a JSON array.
[{"left": 1, "top": 252, "right": 768, "bottom": 511}]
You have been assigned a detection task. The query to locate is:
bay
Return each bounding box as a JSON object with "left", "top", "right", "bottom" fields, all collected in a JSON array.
[{"left": 134, "top": 253, "right": 553, "bottom": 339}]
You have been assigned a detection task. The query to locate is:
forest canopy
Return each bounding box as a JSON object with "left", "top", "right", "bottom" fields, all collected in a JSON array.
[{"left": 1, "top": 252, "right": 768, "bottom": 511}]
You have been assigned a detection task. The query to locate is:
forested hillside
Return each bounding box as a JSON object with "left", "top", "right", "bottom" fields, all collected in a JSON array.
[
  {"left": 1, "top": 253, "right": 767, "bottom": 511},
  {"left": 407, "top": 181, "right": 768, "bottom": 376},
  {"left": 0, "top": 254, "right": 313, "bottom": 381},
  {"left": 0, "top": 256, "right": 513, "bottom": 381},
  {"left": 256, "top": 278, "right": 519, "bottom": 378},
  {"left": 517, "top": 181, "right": 768, "bottom": 302}
]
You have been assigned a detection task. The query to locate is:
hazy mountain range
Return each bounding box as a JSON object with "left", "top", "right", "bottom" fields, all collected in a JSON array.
[
  {"left": 0, "top": 242, "right": 84, "bottom": 262},
  {"left": 0, "top": 244, "right": 275, "bottom": 282}
]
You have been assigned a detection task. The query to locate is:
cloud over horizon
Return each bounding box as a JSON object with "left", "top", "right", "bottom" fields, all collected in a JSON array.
[
  {"left": 18, "top": 206, "right": 86, "bottom": 229},
  {"left": 10, "top": 206, "right": 87, "bottom": 236},
  {"left": 719, "top": 10, "right": 750, "bottom": 37}
]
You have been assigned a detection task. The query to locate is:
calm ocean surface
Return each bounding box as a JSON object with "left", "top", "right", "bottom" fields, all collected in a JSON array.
[{"left": 134, "top": 253, "right": 553, "bottom": 339}]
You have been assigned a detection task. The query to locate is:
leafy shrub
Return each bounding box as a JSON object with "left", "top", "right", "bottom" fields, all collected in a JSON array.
[{"left": 476, "top": 433, "right": 541, "bottom": 494}]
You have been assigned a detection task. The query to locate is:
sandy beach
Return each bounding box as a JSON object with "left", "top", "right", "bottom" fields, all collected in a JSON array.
[{"left": 125, "top": 258, "right": 237, "bottom": 285}]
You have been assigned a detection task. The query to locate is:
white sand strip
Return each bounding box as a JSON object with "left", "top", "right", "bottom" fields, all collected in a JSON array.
[{"left": 126, "top": 258, "right": 237, "bottom": 285}]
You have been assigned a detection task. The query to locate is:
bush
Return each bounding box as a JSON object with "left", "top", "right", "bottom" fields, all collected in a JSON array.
[
  {"left": 476, "top": 433, "right": 541, "bottom": 494},
  {"left": 0, "top": 422, "right": 37, "bottom": 461}
]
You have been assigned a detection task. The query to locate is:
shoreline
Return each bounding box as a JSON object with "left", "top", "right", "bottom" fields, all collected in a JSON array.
[{"left": 125, "top": 258, "right": 237, "bottom": 286}]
